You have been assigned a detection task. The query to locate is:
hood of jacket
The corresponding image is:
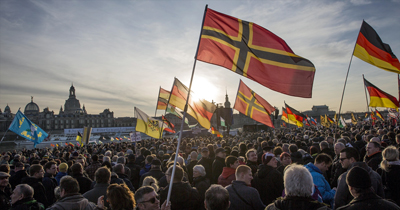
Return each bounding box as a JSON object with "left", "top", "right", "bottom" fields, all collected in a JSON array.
[
  {"left": 220, "top": 167, "right": 236, "bottom": 179},
  {"left": 51, "top": 194, "right": 90, "bottom": 209},
  {"left": 305, "top": 163, "right": 322, "bottom": 175},
  {"left": 257, "top": 164, "right": 277, "bottom": 179}
]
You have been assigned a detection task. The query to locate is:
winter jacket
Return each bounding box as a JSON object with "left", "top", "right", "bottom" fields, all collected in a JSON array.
[
  {"left": 334, "top": 162, "right": 385, "bottom": 209},
  {"left": 85, "top": 161, "right": 102, "bottom": 180},
  {"left": 139, "top": 168, "right": 165, "bottom": 186},
  {"left": 83, "top": 183, "right": 110, "bottom": 208},
  {"left": 305, "top": 163, "right": 335, "bottom": 206},
  {"left": 193, "top": 175, "right": 211, "bottom": 203},
  {"left": 9, "top": 197, "right": 45, "bottom": 210},
  {"left": 21, "top": 176, "right": 49, "bottom": 207},
  {"left": 42, "top": 172, "right": 57, "bottom": 206},
  {"left": 226, "top": 180, "right": 265, "bottom": 210},
  {"left": 54, "top": 172, "right": 67, "bottom": 185},
  {"left": 116, "top": 172, "right": 135, "bottom": 192},
  {"left": 0, "top": 187, "right": 11, "bottom": 210},
  {"left": 197, "top": 157, "right": 214, "bottom": 181},
  {"left": 212, "top": 156, "right": 225, "bottom": 184},
  {"left": 246, "top": 160, "right": 258, "bottom": 175},
  {"left": 265, "top": 196, "right": 330, "bottom": 210},
  {"left": 252, "top": 164, "right": 284, "bottom": 206},
  {"left": 46, "top": 193, "right": 98, "bottom": 210},
  {"left": 336, "top": 191, "right": 400, "bottom": 210},
  {"left": 378, "top": 161, "right": 400, "bottom": 206},
  {"left": 363, "top": 151, "right": 382, "bottom": 171},
  {"left": 159, "top": 181, "right": 202, "bottom": 210},
  {"left": 139, "top": 163, "right": 151, "bottom": 176},
  {"left": 9, "top": 169, "right": 29, "bottom": 189},
  {"left": 125, "top": 162, "right": 141, "bottom": 190},
  {"left": 72, "top": 173, "right": 93, "bottom": 194},
  {"left": 186, "top": 160, "right": 198, "bottom": 184},
  {"left": 218, "top": 167, "right": 236, "bottom": 187}
]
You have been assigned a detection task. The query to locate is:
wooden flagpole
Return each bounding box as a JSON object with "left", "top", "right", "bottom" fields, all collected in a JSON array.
[{"left": 166, "top": 4, "right": 208, "bottom": 205}]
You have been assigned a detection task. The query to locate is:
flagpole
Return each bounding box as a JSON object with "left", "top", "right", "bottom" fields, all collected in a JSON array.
[
  {"left": 337, "top": 21, "right": 363, "bottom": 129},
  {"left": 166, "top": 4, "right": 208, "bottom": 205},
  {"left": 155, "top": 86, "right": 161, "bottom": 117},
  {"left": 362, "top": 74, "right": 370, "bottom": 112}
]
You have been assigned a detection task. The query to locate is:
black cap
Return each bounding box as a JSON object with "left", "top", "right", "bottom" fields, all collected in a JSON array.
[
  {"left": 346, "top": 166, "right": 371, "bottom": 189},
  {"left": 215, "top": 148, "right": 226, "bottom": 154}
]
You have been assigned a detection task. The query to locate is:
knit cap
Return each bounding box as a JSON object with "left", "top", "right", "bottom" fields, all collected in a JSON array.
[
  {"left": 262, "top": 152, "right": 275, "bottom": 165},
  {"left": 58, "top": 163, "right": 68, "bottom": 173},
  {"left": 346, "top": 166, "right": 371, "bottom": 189}
]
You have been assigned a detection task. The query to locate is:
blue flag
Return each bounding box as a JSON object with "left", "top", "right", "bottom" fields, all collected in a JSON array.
[{"left": 9, "top": 110, "right": 48, "bottom": 147}]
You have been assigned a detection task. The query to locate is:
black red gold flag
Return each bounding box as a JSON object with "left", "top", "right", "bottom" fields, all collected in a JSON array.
[
  {"left": 354, "top": 21, "right": 400, "bottom": 74},
  {"left": 364, "top": 78, "right": 399, "bottom": 109},
  {"left": 375, "top": 109, "right": 383, "bottom": 120},
  {"left": 285, "top": 103, "right": 305, "bottom": 127},
  {"left": 162, "top": 115, "right": 175, "bottom": 133},
  {"left": 168, "top": 78, "right": 216, "bottom": 129},
  {"left": 197, "top": 8, "right": 315, "bottom": 98},
  {"left": 234, "top": 80, "right": 275, "bottom": 127}
]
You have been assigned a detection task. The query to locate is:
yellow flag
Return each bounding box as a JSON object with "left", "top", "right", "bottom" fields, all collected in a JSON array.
[{"left": 134, "top": 107, "right": 166, "bottom": 139}]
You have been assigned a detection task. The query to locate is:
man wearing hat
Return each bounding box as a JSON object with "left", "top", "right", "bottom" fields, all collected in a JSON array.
[
  {"left": 139, "top": 159, "right": 165, "bottom": 186},
  {"left": 252, "top": 152, "right": 284, "bottom": 206},
  {"left": 212, "top": 148, "right": 226, "bottom": 184},
  {"left": 198, "top": 147, "right": 213, "bottom": 181},
  {"left": 55, "top": 163, "right": 68, "bottom": 185},
  {"left": 0, "top": 171, "right": 11, "bottom": 209},
  {"left": 337, "top": 166, "right": 400, "bottom": 210}
]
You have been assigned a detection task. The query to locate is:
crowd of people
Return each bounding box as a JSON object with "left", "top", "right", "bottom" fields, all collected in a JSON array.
[{"left": 0, "top": 120, "right": 400, "bottom": 210}]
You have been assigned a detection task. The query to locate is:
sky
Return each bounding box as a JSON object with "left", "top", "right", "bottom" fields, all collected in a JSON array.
[{"left": 1, "top": 0, "right": 399, "bottom": 118}]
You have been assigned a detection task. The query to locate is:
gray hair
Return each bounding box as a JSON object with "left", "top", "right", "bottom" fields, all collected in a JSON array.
[
  {"left": 193, "top": 165, "right": 206, "bottom": 177},
  {"left": 284, "top": 164, "right": 314, "bottom": 197},
  {"left": 16, "top": 184, "right": 34, "bottom": 198},
  {"left": 319, "top": 141, "right": 329, "bottom": 150},
  {"left": 103, "top": 156, "right": 111, "bottom": 163},
  {"left": 117, "top": 156, "right": 126, "bottom": 164}
]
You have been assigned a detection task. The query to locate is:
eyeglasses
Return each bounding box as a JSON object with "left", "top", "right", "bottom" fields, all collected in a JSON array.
[
  {"left": 140, "top": 195, "right": 159, "bottom": 204},
  {"left": 339, "top": 157, "right": 348, "bottom": 162}
]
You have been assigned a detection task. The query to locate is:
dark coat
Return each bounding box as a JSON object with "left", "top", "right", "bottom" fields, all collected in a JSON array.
[
  {"left": 364, "top": 151, "right": 382, "bottom": 171},
  {"left": 160, "top": 182, "right": 202, "bottom": 210},
  {"left": 21, "top": 176, "right": 49, "bottom": 207},
  {"left": 218, "top": 167, "right": 236, "bottom": 187},
  {"left": 192, "top": 175, "right": 211, "bottom": 203},
  {"left": 71, "top": 173, "right": 93, "bottom": 194},
  {"left": 9, "top": 197, "right": 45, "bottom": 210},
  {"left": 379, "top": 163, "right": 400, "bottom": 205},
  {"left": 336, "top": 191, "right": 400, "bottom": 210},
  {"left": 246, "top": 160, "right": 258, "bottom": 175},
  {"left": 226, "top": 180, "right": 265, "bottom": 210},
  {"left": 0, "top": 187, "right": 11, "bottom": 210},
  {"left": 139, "top": 168, "right": 165, "bottom": 186},
  {"left": 265, "top": 196, "right": 330, "bottom": 210},
  {"left": 212, "top": 156, "right": 225, "bottom": 184},
  {"left": 252, "top": 164, "right": 284, "bottom": 205},
  {"left": 186, "top": 160, "right": 198, "bottom": 184},
  {"left": 330, "top": 157, "right": 346, "bottom": 188},
  {"left": 197, "top": 157, "right": 213, "bottom": 181},
  {"left": 125, "top": 162, "right": 141, "bottom": 190},
  {"left": 83, "top": 183, "right": 110, "bottom": 208},
  {"left": 42, "top": 172, "right": 58, "bottom": 206},
  {"left": 116, "top": 172, "right": 135, "bottom": 192},
  {"left": 9, "top": 169, "right": 28, "bottom": 189},
  {"left": 85, "top": 161, "right": 102, "bottom": 180}
]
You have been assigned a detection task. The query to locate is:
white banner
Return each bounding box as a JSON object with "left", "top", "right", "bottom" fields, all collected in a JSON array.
[{"left": 130, "top": 132, "right": 142, "bottom": 142}]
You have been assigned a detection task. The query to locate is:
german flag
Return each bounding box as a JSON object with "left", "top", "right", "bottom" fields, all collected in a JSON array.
[
  {"left": 234, "top": 80, "right": 275, "bottom": 127},
  {"left": 285, "top": 103, "right": 305, "bottom": 127},
  {"left": 162, "top": 115, "right": 175, "bottom": 133},
  {"left": 326, "top": 115, "right": 334, "bottom": 124},
  {"left": 375, "top": 109, "right": 384, "bottom": 120},
  {"left": 370, "top": 111, "right": 377, "bottom": 121},
  {"left": 281, "top": 107, "right": 296, "bottom": 125},
  {"left": 208, "top": 126, "right": 223, "bottom": 137},
  {"left": 168, "top": 78, "right": 216, "bottom": 129},
  {"left": 197, "top": 8, "right": 315, "bottom": 98},
  {"left": 364, "top": 78, "right": 399, "bottom": 109},
  {"left": 157, "top": 87, "right": 170, "bottom": 110},
  {"left": 354, "top": 21, "right": 400, "bottom": 74}
]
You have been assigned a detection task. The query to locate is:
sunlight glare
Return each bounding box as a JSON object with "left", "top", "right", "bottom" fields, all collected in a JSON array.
[{"left": 191, "top": 77, "right": 219, "bottom": 103}]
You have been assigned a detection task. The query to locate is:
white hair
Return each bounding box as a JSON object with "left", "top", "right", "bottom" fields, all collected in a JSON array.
[
  {"left": 284, "top": 164, "right": 314, "bottom": 197},
  {"left": 193, "top": 165, "right": 206, "bottom": 177}
]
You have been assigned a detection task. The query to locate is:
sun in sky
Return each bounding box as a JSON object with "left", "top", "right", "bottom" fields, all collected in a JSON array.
[{"left": 191, "top": 76, "right": 219, "bottom": 104}]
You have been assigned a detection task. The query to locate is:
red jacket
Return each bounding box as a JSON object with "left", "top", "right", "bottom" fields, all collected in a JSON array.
[{"left": 218, "top": 167, "right": 236, "bottom": 187}]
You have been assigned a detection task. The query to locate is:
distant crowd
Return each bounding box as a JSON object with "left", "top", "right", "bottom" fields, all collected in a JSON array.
[{"left": 0, "top": 120, "right": 400, "bottom": 210}]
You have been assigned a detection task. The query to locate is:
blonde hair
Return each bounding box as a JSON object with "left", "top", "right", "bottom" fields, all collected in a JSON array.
[
  {"left": 380, "top": 146, "right": 399, "bottom": 172},
  {"left": 142, "top": 176, "right": 159, "bottom": 192}
]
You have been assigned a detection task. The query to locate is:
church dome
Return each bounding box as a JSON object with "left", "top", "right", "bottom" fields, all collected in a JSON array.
[
  {"left": 4, "top": 104, "right": 11, "bottom": 113},
  {"left": 24, "top": 97, "right": 39, "bottom": 115}
]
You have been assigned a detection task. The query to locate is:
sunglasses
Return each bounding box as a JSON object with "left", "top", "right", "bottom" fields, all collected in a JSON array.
[{"left": 140, "top": 195, "right": 159, "bottom": 204}]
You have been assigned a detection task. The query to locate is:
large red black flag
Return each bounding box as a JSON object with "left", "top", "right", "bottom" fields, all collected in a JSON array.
[
  {"left": 354, "top": 21, "right": 400, "bottom": 74},
  {"left": 197, "top": 8, "right": 316, "bottom": 98}
]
